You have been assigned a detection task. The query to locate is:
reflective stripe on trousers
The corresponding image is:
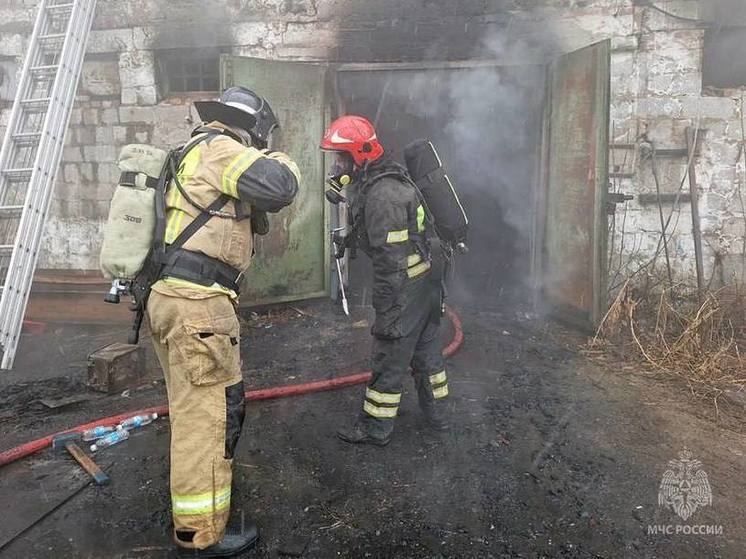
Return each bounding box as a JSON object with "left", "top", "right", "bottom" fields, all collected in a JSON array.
[
  {"left": 429, "top": 370, "right": 449, "bottom": 399},
  {"left": 363, "top": 289, "right": 447, "bottom": 429},
  {"left": 363, "top": 387, "right": 402, "bottom": 418},
  {"left": 172, "top": 486, "right": 232, "bottom": 516},
  {"left": 148, "top": 291, "right": 245, "bottom": 550}
]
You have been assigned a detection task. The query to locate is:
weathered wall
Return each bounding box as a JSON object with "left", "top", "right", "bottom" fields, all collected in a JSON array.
[
  {"left": 496, "top": 0, "right": 745, "bottom": 290},
  {"left": 0, "top": 0, "right": 543, "bottom": 270},
  {"left": 601, "top": 1, "right": 746, "bottom": 291},
  {"left": 0, "top": 0, "right": 744, "bottom": 290}
]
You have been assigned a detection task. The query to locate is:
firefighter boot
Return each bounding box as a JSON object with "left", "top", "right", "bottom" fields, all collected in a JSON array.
[
  {"left": 416, "top": 372, "right": 450, "bottom": 431},
  {"left": 176, "top": 522, "right": 259, "bottom": 558},
  {"left": 337, "top": 416, "right": 392, "bottom": 446}
]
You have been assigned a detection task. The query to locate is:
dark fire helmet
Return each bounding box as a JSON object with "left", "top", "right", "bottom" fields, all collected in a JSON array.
[{"left": 195, "top": 86, "right": 279, "bottom": 148}]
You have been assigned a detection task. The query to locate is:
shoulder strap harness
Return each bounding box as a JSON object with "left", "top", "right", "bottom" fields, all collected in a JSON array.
[{"left": 128, "top": 128, "right": 243, "bottom": 343}]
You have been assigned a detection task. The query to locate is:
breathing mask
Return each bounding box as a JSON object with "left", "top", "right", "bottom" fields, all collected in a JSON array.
[{"left": 325, "top": 152, "right": 356, "bottom": 205}]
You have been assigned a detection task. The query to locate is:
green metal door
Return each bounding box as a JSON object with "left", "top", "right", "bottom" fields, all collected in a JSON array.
[
  {"left": 221, "top": 55, "right": 330, "bottom": 306},
  {"left": 540, "top": 40, "right": 611, "bottom": 328}
]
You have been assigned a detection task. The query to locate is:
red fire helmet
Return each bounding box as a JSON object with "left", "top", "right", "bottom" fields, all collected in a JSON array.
[{"left": 320, "top": 115, "right": 384, "bottom": 166}]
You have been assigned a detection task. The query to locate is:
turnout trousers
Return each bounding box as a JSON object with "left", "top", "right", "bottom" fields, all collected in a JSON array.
[
  {"left": 148, "top": 290, "right": 246, "bottom": 550},
  {"left": 362, "top": 276, "right": 450, "bottom": 434}
]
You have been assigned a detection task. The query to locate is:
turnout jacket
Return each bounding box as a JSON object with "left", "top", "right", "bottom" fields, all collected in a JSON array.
[
  {"left": 153, "top": 121, "right": 301, "bottom": 300},
  {"left": 351, "top": 161, "right": 435, "bottom": 339}
]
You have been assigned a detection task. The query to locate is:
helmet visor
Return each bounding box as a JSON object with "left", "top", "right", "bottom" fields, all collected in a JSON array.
[{"left": 267, "top": 124, "right": 282, "bottom": 151}]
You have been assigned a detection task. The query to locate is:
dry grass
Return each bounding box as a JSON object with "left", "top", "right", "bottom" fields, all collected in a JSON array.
[{"left": 587, "top": 281, "right": 746, "bottom": 407}]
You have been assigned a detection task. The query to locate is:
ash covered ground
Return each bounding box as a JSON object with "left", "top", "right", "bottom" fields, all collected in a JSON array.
[{"left": 0, "top": 299, "right": 744, "bottom": 558}]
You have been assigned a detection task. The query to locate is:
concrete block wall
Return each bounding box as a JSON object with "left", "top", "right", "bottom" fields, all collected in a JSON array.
[
  {"left": 611, "top": 2, "right": 746, "bottom": 289},
  {"left": 503, "top": 0, "right": 746, "bottom": 289},
  {"left": 0, "top": 0, "right": 744, "bottom": 290},
  {"left": 0, "top": 0, "right": 517, "bottom": 270}
]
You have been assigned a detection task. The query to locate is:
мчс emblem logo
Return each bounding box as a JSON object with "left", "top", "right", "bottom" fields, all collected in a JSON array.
[{"left": 658, "top": 449, "right": 712, "bottom": 521}]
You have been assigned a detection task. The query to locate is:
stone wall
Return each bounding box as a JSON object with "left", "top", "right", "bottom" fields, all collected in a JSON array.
[
  {"left": 603, "top": 2, "right": 746, "bottom": 290},
  {"left": 0, "top": 0, "right": 744, "bottom": 289}
]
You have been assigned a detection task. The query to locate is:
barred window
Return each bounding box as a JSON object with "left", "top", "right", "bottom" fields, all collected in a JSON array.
[{"left": 156, "top": 49, "right": 222, "bottom": 96}]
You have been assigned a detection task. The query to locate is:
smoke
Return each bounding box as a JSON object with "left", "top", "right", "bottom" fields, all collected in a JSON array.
[
  {"left": 340, "top": 26, "right": 554, "bottom": 304},
  {"left": 150, "top": 1, "right": 233, "bottom": 49},
  {"left": 443, "top": 45, "right": 544, "bottom": 238},
  {"left": 431, "top": 35, "right": 548, "bottom": 302},
  {"left": 704, "top": 0, "right": 746, "bottom": 23}
]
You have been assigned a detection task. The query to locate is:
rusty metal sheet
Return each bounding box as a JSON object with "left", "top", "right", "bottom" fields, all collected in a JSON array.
[
  {"left": 221, "top": 56, "right": 330, "bottom": 306},
  {"left": 542, "top": 41, "right": 610, "bottom": 327}
]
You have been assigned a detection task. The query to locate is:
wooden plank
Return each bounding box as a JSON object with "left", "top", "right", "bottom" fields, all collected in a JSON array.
[
  {"left": 638, "top": 193, "right": 692, "bottom": 205},
  {"left": 686, "top": 128, "right": 705, "bottom": 300},
  {"left": 610, "top": 144, "right": 688, "bottom": 158},
  {"left": 64, "top": 443, "right": 110, "bottom": 486}
]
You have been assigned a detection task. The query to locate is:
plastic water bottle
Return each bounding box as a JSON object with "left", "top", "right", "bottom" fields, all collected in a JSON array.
[
  {"left": 90, "top": 428, "right": 129, "bottom": 452},
  {"left": 81, "top": 425, "right": 116, "bottom": 442},
  {"left": 117, "top": 412, "right": 158, "bottom": 431}
]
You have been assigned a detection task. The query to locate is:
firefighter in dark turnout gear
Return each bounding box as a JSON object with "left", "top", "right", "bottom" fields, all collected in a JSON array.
[{"left": 320, "top": 115, "right": 450, "bottom": 446}]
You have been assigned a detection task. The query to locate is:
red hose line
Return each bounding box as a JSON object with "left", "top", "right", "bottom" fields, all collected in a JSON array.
[
  {"left": 0, "top": 307, "right": 463, "bottom": 468},
  {"left": 443, "top": 306, "right": 464, "bottom": 358}
]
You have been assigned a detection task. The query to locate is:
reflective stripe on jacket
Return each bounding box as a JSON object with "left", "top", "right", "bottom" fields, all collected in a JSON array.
[
  {"left": 154, "top": 121, "right": 301, "bottom": 299},
  {"left": 353, "top": 168, "right": 433, "bottom": 339}
]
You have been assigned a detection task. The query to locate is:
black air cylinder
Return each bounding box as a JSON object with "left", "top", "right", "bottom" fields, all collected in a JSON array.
[{"left": 404, "top": 139, "right": 468, "bottom": 249}]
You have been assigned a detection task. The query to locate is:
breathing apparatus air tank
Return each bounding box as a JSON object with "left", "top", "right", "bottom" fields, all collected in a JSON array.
[
  {"left": 403, "top": 139, "right": 468, "bottom": 252},
  {"left": 100, "top": 144, "right": 168, "bottom": 303}
]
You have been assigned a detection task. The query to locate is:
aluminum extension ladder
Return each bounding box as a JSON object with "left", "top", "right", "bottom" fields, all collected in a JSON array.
[{"left": 0, "top": 0, "right": 97, "bottom": 369}]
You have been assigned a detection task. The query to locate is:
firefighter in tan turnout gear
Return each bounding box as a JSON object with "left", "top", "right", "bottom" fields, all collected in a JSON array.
[
  {"left": 147, "top": 87, "right": 300, "bottom": 557},
  {"left": 320, "top": 115, "right": 450, "bottom": 446}
]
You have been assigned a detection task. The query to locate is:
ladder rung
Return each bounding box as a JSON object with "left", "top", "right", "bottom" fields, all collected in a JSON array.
[
  {"left": 12, "top": 132, "right": 42, "bottom": 145},
  {"left": 38, "top": 34, "right": 66, "bottom": 49},
  {"left": 2, "top": 168, "right": 34, "bottom": 180},
  {"left": 30, "top": 65, "right": 58, "bottom": 74},
  {"left": 46, "top": 3, "right": 74, "bottom": 11},
  {"left": 20, "top": 97, "right": 51, "bottom": 109},
  {"left": 0, "top": 0, "right": 96, "bottom": 370}
]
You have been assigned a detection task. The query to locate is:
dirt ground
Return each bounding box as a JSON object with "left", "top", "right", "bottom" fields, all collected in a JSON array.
[{"left": 0, "top": 296, "right": 744, "bottom": 559}]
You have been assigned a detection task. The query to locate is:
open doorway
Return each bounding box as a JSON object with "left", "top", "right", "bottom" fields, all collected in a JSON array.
[
  {"left": 336, "top": 63, "right": 546, "bottom": 308},
  {"left": 221, "top": 39, "right": 611, "bottom": 328}
]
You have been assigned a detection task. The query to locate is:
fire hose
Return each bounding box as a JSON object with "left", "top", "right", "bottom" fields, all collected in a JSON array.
[{"left": 0, "top": 307, "right": 463, "bottom": 468}]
